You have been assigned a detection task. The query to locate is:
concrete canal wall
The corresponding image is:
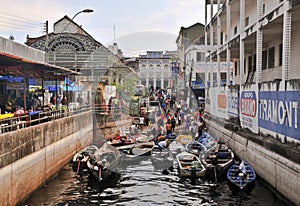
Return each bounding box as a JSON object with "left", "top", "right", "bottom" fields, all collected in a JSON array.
[
  {"left": 0, "top": 111, "right": 93, "bottom": 206},
  {"left": 208, "top": 121, "right": 300, "bottom": 206}
]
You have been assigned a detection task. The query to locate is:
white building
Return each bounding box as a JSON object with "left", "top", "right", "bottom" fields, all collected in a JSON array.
[
  {"left": 138, "top": 51, "right": 177, "bottom": 91},
  {"left": 205, "top": 0, "right": 300, "bottom": 138}
]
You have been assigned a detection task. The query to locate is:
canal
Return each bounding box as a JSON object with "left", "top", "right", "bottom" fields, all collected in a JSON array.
[{"left": 21, "top": 156, "right": 289, "bottom": 206}]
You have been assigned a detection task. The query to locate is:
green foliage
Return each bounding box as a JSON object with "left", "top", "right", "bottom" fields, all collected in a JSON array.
[{"left": 114, "top": 76, "right": 136, "bottom": 100}]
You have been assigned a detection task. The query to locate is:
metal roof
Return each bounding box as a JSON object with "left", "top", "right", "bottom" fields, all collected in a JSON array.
[{"left": 0, "top": 51, "right": 81, "bottom": 75}]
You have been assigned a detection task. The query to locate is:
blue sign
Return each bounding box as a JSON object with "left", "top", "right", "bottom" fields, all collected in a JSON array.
[{"left": 258, "top": 91, "right": 300, "bottom": 140}]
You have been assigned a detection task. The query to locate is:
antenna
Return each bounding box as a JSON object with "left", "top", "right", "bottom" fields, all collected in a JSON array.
[{"left": 113, "top": 25, "right": 116, "bottom": 43}]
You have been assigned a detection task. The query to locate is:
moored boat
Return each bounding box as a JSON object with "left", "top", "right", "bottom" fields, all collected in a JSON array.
[
  {"left": 72, "top": 145, "right": 98, "bottom": 172},
  {"left": 150, "top": 145, "right": 173, "bottom": 169},
  {"left": 201, "top": 142, "right": 235, "bottom": 182},
  {"left": 176, "top": 152, "right": 206, "bottom": 178},
  {"left": 185, "top": 141, "right": 207, "bottom": 157},
  {"left": 87, "top": 143, "right": 121, "bottom": 181},
  {"left": 120, "top": 141, "right": 154, "bottom": 164},
  {"left": 168, "top": 140, "right": 186, "bottom": 157},
  {"left": 227, "top": 160, "right": 256, "bottom": 194}
]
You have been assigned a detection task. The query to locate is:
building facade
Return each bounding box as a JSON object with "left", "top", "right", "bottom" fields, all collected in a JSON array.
[
  {"left": 205, "top": 0, "right": 300, "bottom": 139},
  {"left": 25, "top": 16, "right": 136, "bottom": 104},
  {"left": 138, "top": 51, "right": 177, "bottom": 91}
]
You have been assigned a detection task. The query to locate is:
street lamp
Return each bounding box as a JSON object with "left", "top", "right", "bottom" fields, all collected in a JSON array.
[
  {"left": 62, "top": 8, "right": 94, "bottom": 32},
  {"left": 71, "top": 9, "right": 94, "bottom": 20}
]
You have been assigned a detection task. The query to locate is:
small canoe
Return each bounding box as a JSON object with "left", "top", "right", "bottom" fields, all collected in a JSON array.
[
  {"left": 201, "top": 142, "right": 235, "bottom": 181},
  {"left": 176, "top": 152, "right": 206, "bottom": 178},
  {"left": 227, "top": 160, "right": 256, "bottom": 194},
  {"left": 168, "top": 140, "right": 186, "bottom": 157},
  {"left": 185, "top": 141, "right": 207, "bottom": 157},
  {"left": 120, "top": 142, "right": 154, "bottom": 163},
  {"left": 87, "top": 143, "right": 121, "bottom": 182},
  {"left": 72, "top": 145, "right": 98, "bottom": 172},
  {"left": 151, "top": 145, "right": 173, "bottom": 169}
]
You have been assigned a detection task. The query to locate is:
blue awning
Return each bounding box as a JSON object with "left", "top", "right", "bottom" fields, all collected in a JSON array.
[{"left": 191, "top": 81, "right": 205, "bottom": 89}]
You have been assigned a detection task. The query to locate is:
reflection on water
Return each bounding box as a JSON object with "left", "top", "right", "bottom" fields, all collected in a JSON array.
[{"left": 21, "top": 157, "right": 289, "bottom": 206}]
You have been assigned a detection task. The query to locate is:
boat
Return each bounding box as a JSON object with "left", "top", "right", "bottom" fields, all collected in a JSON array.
[
  {"left": 185, "top": 141, "right": 207, "bottom": 157},
  {"left": 150, "top": 145, "right": 173, "bottom": 169},
  {"left": 165, "top": 133, "right": 177, "bottom": 140},
  {"left": 227, "top": 160, "right": 256, "bottom": 194},
  {"left": 72, "top": 145, "right": 98, "bottom": 172},
  {"left": 120, "top": 142, "right": 154, "bottom": 164},
  {"left": 176, "top": 134, "right": 193, "bottom": 145},
  {"left": 87, "top": 143, "right": 121, "bottom": 181},
  {"left": 176, "top": 152, "right": 206, "bottom": 178},
  {"left": 168, "top": 140, "right": 186, "bottom": 157},
  {"left": 201, "top": 142, "right": 234, "bottom": 181}
]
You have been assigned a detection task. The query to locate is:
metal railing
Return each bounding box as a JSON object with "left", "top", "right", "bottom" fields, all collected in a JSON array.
[
  {"left": 0, "top": 104, "right": 130, "bottom": 134},
  {"left": 0, "top": 105, "right": 91, "bottom": 134}
]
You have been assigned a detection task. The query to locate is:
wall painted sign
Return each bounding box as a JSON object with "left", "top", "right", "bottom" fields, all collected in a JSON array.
[
  {"left": 227, "top": 89, "right": 239, "bottom": 117},
  {"left": 258, "top": 91, "right": 300, "bottom": 140},
  {"left": 240, "top": 91, "right": 257, "bottom": 132}
]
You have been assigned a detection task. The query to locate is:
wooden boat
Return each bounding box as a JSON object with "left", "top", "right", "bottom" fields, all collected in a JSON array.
[
  {"left": 227, "top": 160, "right": 256, "bottom": 194},
  {"left": 107, "top": 137, "right": 135, "bottom": 147},
  {"left": 120, "top": 142, "right": 154, "bottom": 163},
  {"left": 168, "top": 140, "right": 186, "bottom": 157},
  {"left": 185, "top": 141, "right": 207, "bottom": 157},
  {"left": 176, "top": 152, "right": 206, "bottom": 178},
  {"left": 201, "top": 142, "right": 234, "bottom": 181},
  {"left": 150, "top": 145, "right": 173, "bottom": 169},
  {"left": 72, "top": 145, "right": 98, "bottom": 172},
  {"left": 176, "top": 134, "right": 193, "bottom": 145},
  {"left": 87, "top": 143, "right": 121, "bottom": 181}
]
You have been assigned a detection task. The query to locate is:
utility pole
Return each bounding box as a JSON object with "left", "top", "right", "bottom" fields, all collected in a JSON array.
[{"left": 45, "top": 20, "right": 49, "bottom": 63}]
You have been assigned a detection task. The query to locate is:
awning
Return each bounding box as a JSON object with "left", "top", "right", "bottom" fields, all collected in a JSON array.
[
  {"left": 0, "top": 51, "right": 81, "bottom": 76},
  {"left": 191, "top": 81, "right": 205, "bottom": 89}
]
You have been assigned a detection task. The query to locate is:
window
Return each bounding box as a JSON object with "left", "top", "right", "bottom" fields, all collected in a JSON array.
[
  {"left": 279, "top": 43, "right": 283, "bottom": 66},
  {"left": 248, "top": 55, "right": 253, "bottom": 73},
  {"left": 196, "top": 52, "right": 202, "bottom": 62},
  {"left": 234, "top": 26, "right": 237, "bottom": 35},
  {"left": 244, "top": 58, "right": 247, "bottom": 74},
  {"left": 234, "top": 61, "right": 238, "bottom": 76},
  {"left": 253, "top": 54, "right": 256, "bottom": 72},
  {"left": 245, "top": 17, "right": 249, "bottom": 27},
  {"left": 262, "top": 50, "right": 268, "bottom": 70},
  {"left": 268, "top": 47, "right": 275, "bottom": 69}
]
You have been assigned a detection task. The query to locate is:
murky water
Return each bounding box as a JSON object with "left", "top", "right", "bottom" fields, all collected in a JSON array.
[{"left": 21, "top": 156, "right": 289, "bottom": 206}]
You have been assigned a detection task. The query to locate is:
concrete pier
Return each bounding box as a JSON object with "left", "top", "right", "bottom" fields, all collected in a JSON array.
[
  {"left": 0, "top": 111, "right": 93, "bottom": 206},
  {"left": 208, "top": 120, "right": 300, "bottom": 206}
]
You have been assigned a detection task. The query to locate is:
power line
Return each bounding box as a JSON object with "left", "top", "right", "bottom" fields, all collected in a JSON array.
[
  {"left": 0, "top": 10, "right": 42, "bottom": 25},
  {"left": 0, "top": 15, "right": 42, "bottom": 27},
  {"left": 0, "top": 19, "right": 42, "bottom": 30},
  {"left": 0, "top": 23, "right": 43, "bottom": 32}
]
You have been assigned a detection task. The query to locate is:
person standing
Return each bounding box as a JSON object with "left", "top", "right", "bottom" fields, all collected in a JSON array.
[
  {"left": 165, "top": 119, "right": 172, "bottom": 135},
  {"left": 171, "top": 115, "right": 176, "bottom": 132}
]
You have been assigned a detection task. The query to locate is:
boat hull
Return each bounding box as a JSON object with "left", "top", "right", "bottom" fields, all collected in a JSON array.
[
  {"left": 227, "top": 161, "right": 256, "bottom": 194},
  {"left": 151, "top": 145, "right": 174, "bottom": 169},
  {"left": 176, "top": 152, "right": 206, "bottom": 178}
]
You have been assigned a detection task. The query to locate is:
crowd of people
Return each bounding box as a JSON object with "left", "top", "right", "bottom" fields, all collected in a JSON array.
[{"left": 146, "top": 89, "right": 207, "bottom": 148}]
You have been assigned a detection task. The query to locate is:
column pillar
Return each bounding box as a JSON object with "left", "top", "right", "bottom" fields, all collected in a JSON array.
[
  {"left": 226, "top": 0, "right": 231, "bottom": 86},
  {"left": 282, "top": 0, "right": 291, "bottom": 84},
  {"left": 210, "top": 0, "right": 214, "bottom": 87},
  {"left": 217, "top": 0, "right": 221, "bottom": 87},
  {"left": 239, "top": 0, "right": 245, "bottom": 85},
  {"left": 256, "top": 0, "right": 263, "bottom": 84}
]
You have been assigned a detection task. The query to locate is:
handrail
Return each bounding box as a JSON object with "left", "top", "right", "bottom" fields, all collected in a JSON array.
[{"left": 0, "top": 104, "right": 129, "bottom": 135}]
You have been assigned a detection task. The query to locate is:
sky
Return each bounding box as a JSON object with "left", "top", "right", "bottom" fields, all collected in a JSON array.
[{"left": 0, "top": 0, "right": 206, "bottom": 56}]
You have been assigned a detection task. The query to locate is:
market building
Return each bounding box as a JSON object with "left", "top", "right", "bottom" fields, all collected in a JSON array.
[{"left": 25, "top": 15, "right": 137, "bottom": 105}]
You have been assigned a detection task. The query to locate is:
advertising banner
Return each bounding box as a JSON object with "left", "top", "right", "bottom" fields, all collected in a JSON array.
[
  {"left": 258, "top": 91, "right": 300, "bottom": 140},
  {"left": 240, "top": 91, "right": 258, "bottom": 133}
]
